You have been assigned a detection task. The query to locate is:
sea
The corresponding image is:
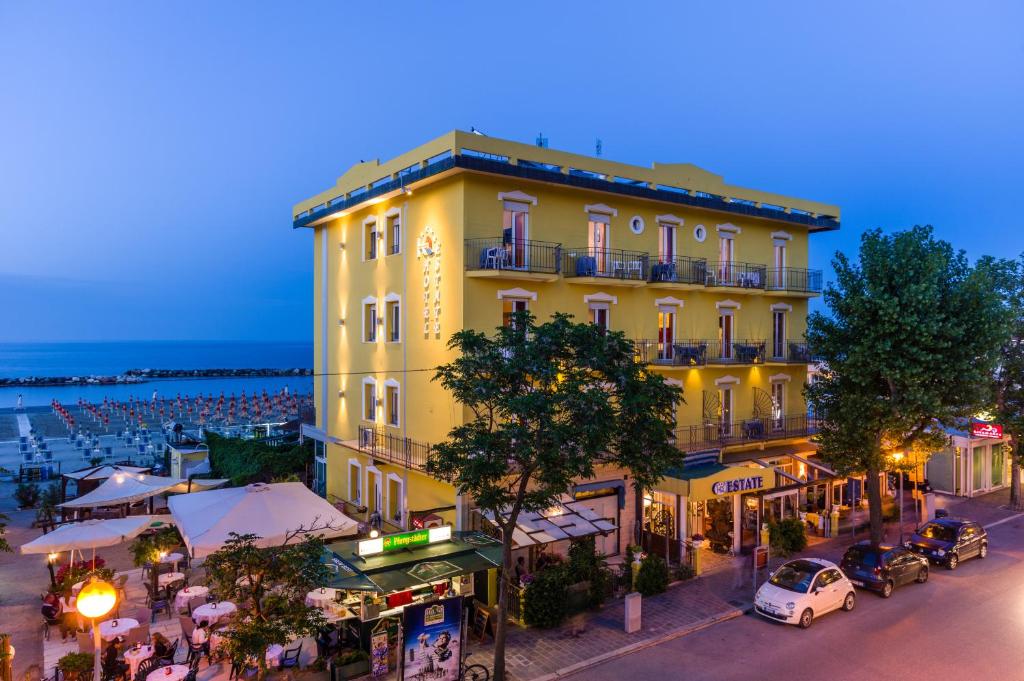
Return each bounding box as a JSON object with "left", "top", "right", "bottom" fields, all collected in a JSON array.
[{"left": 0, "top": 340, "right": 313, "bottom": 408}]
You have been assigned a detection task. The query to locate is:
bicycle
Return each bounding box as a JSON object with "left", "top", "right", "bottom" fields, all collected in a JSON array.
[{"left": 461, "top": 653, "right": 490, "bottom": 681}]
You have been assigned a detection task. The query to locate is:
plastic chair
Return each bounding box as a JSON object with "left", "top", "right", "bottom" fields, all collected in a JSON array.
[{"left": 278, "top": 643, "right": 302, "bottom": 670}]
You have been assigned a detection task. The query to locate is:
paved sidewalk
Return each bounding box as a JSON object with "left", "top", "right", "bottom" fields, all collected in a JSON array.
[{"left": 467, "top": 579, "right": 741, "bottom": 681}]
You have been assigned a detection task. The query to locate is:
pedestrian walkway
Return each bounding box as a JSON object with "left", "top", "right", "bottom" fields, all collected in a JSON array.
[
  {"left": 17, "top": 412, "right": 31, "bottom": 438},
  {"left": 468, "top": 578, "right": 741, "bottom": 681}
]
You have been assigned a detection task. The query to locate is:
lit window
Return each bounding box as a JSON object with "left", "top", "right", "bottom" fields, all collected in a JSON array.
[
  {"left": 658, "top": 308, "right": 675, "bottom": 361},
  {"left": 771, "top": 382, "right": 785, "bottom": 428},
  {"left": 502, "top": 298, "right": 529, "bottom": 328},
  {"left": 718, "top": 311, "right": 734, "bottom": 360}
]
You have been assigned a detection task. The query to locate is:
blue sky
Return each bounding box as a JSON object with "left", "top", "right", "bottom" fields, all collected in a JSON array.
[{"left": 1, "top": 1, "right": 1021, "bottom": 342}]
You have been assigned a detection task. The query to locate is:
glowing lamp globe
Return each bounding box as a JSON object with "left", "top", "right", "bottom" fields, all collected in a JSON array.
[{"left": 77, "top": 580, "right": 117, "bottom": 619}]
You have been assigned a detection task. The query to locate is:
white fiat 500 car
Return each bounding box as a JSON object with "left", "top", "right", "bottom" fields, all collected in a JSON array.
[{"left": 754, "top": 558, "right": 856, "bottom": 628}]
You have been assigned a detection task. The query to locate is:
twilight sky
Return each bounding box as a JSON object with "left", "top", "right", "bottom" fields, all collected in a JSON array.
[{"left": 1, "top": 1, "right": 1021, "bottom": 342}]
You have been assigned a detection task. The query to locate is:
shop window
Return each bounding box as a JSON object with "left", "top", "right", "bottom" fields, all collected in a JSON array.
[
  {"left": 385, "top": 382, "right": 399, "bottom": 427},
  {"left": 364, "top": 219, "right": 379, "bottom": 260},
  {"left": 502, "top": 298, "right": 529, "bottom": 328},
  {"left": 362, "top": 379, "right": 377, "bottom": 422}
]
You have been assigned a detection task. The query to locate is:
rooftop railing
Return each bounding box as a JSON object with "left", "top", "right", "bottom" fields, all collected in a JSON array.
[
  {"left": 357, "top": 425, "right": 431, "bottom": 471},
  {"left": 649, "top": 255, "right": 708, "bottom": 285},
  {"left": 465, "top": 238, "right": 562, "bottom": 274},
  {"left": 766, "top": 267, "right": 823, "bottom": 293},
  {"left": 672, "top": 414, "right": 819, "bottom": 453},
  {"left": 563, "top": 247, "right": 649, "bottom": 280}
]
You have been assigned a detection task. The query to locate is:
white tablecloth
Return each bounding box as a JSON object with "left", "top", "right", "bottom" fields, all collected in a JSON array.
[
  {"left": 124, "top": 645, "right": 154, "bottom": 679},
  {"left": 304, "top": 588, "right": 342, "bottom": 608},
  {"left": 158, "top": 572, "right": 185, "bottom": 588},
  {"left": 98, "top": 618, "right": 139, "bottom": 641},
  {"left": 265, "top": 644, "right": 284, "bottom": 668},
  {"left": 147, "top": 664, "right": 189, "bottom": 681},
  {"left": 174, "top": 585, "right": 209, "bottom": 611},
  {"left": 192, "top": 601, "right": 236, "bottom": 626}
]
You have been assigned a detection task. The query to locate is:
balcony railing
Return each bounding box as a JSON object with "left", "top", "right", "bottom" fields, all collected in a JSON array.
[
  {"left": 649, "top": 255, "right": 708, "bottom": 285},
  {"left": 672, "top": 414, "right": 819, "bottom": 453},
  {"left": 766, "top": 267, "right": 823, "bottom": 293},
  {"left": 357, "top": 425, "right": 431, "bottom": 471},
  {"left": 633, "top": 339, "right": 767, "bottom": 366},
  {"left": 768, "top": 341, "right": 814, "bottom": 363},
  {"left": 465, "top": 238, "right": 562, "bottom": 274},
  {"left": 706, "top": 261, "right": 767, "bottom": 289},
  {"left": 564, "top": 247, "right": 649, "bottom": 280}
]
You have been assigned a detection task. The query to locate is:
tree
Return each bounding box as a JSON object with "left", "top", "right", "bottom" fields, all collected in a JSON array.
[
  {"left": 807, "top": 226, "right": 1006, "bottom": 544},
  {"left": 427, "top": 312, "right": 682, "bottom": 681},
  {"left": 130, "top": 527, "right": 182, "bottom": 594},
  {"left": 978, "top": 255, "right": 1024, "bottom": 510},
  {"left": 0, "top": 514, "right": 10, "bottom": 554},
  {"left": 203, "top": 531, "right": 329, "bottom": 680}
]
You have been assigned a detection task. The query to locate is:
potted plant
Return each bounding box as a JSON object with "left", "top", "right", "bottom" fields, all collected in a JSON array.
[
  {"left": 330, "top": 649, "right": 369, "bottom": 681},
  {"left": 58, "top": 652, "right": 94, "bottom": 681},
  {"left": 690, "top": 533, "right": 704, "bottom": 549}
]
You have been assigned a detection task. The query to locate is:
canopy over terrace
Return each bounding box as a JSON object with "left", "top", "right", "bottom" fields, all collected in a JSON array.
[
  {"left": 20, "top": 515, "right": 175, "bottom": 561},
  {"left": 168, "top": 482, "right": 359, "bottom": 558},
  {"left": 475, "top": 497, "right": 617, "bottom": 548},
  {"left": 59, "top": 472, "right": 227, "bottom": 509},
  {"left": 62, "top": 464, "right": 151, "bottom": 481}
]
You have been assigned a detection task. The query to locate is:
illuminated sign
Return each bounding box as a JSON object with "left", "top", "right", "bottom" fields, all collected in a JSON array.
[
  {"left": 971, "top": 423, "right": 1003, "bottom": 439},
  {"left": 357, "top": 525, "right": 452, "bottom": 557},
  {"left": 711, "top": 476, "right": 764, "bottom": 495}
]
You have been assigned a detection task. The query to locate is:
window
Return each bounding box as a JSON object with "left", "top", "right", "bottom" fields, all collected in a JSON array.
[
  {"left": 771, "top": 382, "right": 785, "bottom": 428},
  {"left": 348, "top": 460, "right": 363, "bottom": 505},
  {"left": 772, "top": 310, "right": 786, "bottom": 359},
  {"left": 588, "top": 216, "right": 610, "bottom": 274},
  {"left": 385, "top": 382, "right": 399, "bottom": 427},
  {"left": 388, "top": 213, "right": 401, "bottom": 255},
  {"left": 503, "top": 298, "right": 529, "bottom": 328},
  {"left": 366, "top": 468, "right": 381, "bottom": 514},
  {"left": 364, "top": 301, "right": 378, "bottom": 342},
  {"left": 364, "top": 219, "right": 379, "bottom": 260},
  {"left": 387, "top": 474, "right": 404, "bottom": 524},
  {"left": 386, "top": 299, "right": 400, "bottom": 342},
  {"left": 659, "top": 222, "right": 676, "bottom": 262},
  {"left": 718, "top": 388, "right": 733, "bottom": 435},
  {"left": 658, "top": 308, "right": 675, "bottom": 361},
  {"left": 590, "top": 305, "right": 610, "bottom": 333},
  {"left": 503, "top": 202, "right": 530, "bottom": 269},
  {"left": 362, "top": 379, "right": 377, "bottom": 422},
  {"left": 718, "top": 311, "right": 734, "bottom": 360}
]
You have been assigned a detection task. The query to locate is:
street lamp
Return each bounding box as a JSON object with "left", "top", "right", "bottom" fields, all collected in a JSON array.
[
  {"left": 47, "top": 552, "right": 59, "bottom": 590},
  {"left": 892, "top": 452, "right": 905, "bottom": 544},
  {"left": 77, "top": 578, "right": 117, "bottom": 681}
]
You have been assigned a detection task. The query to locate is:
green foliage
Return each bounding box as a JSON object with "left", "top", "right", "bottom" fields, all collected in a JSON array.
[
  {"left": 130, "top": 527, "right": 181, "bottom": 568},
  {"left": 58, "top": 652, "right": 94, "bottom": 679},
  {"left": 14, "top": 482, "right": 40, "bottom": 508},
  {"left": 807, "top": 226, "right": 1007, "bottom": 542},
  {"left": 204, "top": 532, "right": 328, "bottom": 674},
  {"left": 768, "top": 519, "right": 807, "bottom": 556},
  {"left": 523, "top": 565, "right": 569, "bottom": 628},
  {"left": 634, "top": 555, "right": 669, "bottom": 596},
  {"left": 704, "top": 499, "right": 732, "bottom": 552},
  {"left": 566, "top": 537, "right": 609, "bottom": 608},
  {"left": 333, "top": 649, "right": 369, "bottom": 666},
  {"left": 673, "top": 563, "right": 696, "bottom": 581},
  {"left": 0, "top": 514, "right": 10, "bottom": 553},
  {"left": 40, "top": 483, "right": 60, "bottom": 511},
  {"left": 206, "top": 432, "right": 312, "bottom": 486}
]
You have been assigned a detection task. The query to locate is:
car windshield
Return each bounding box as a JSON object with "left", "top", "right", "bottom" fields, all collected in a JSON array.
[
  {"left": 768, "top": 562, "right": 818, "bottom": 593},
  {"left": 844, "top": 547, "right": 880, "bottom": 567},
  {"left": 918, "top": 523, "right": 957, "bottom": 542}
]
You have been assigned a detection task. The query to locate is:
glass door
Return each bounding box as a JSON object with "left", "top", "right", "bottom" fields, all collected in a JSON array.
[
  {"left": 718, "top": 237, "right": 734, "bottom": 283},
  {"left": 719, "top": 313, "right": 733, "bottom": 360},
  {"left": 772, "top": 311, "right": 786, "bottom": 359},
  {"left": 719, "top": 388, "right": 733, "bottom": 436},
  {"left": 589, "top": 219, "right": 609, "bottom": 275},
  {"left": 658, "top": 309, "right": 675, "bottom": 361},
  {"left": 503, "top": 207, "right": 529, "bottom": 269}
]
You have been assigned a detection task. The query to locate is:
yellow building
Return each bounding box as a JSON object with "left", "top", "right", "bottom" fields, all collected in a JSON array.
[{"left": 294, "top": 130, "right": 841, "bottom": 559}]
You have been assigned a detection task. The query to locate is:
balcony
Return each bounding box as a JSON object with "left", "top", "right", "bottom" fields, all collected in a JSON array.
[
  {"left": 706, "top": 261, "right": 767, "bottom": 292},
  {"left": 465, "top": 238, "right": 561, "bottom": 282},
  {"left": 357, "top": 424, "right": 431, "bottom": 471},
  {"left": 563, "top": 247, "right": 649, "bottom": 286},
  {"left": 672, "top": 414, "right": 819, "bottom": 453},
  {"left": 767, "top": 341, "right": 814, "bottom": 364},
  {"left": 648, "top": 255, "right": 708, "bottom": 287},
  {"left": 633, "top": 339, "right": 767, "bottom": 366},
  {"left": 766, "top": 267, "right": 823, "bottom": 296}
]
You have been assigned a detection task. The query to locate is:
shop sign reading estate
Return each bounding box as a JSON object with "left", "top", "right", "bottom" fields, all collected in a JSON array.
[{"left": 711, "top": 476, "right": 765, "bottom": 496}]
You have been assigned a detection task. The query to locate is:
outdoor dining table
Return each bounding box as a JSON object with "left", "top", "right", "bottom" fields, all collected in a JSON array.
[
  {"left": 304, "top": 588, "right": 342, "bottom": 608},
  {"left": 210, "top": 632, "right": 285, "bottom": 668},
  {"left": 147, "top": 664, "right": 189, "bottom": 681},
  {"left": 124, "top": 644, "right": 154, "bottom": 679},
  {"left": 98, "top": 617, "right": 139, "bottom": 641},
  {"left": 173, "top": 585, "right": 209, "bottom": 611},
  {"left": 192, "top": 601, "right": 236, "bottom": 626},
  {"left": 157, "top": 571, "right": 185, "bottom": 588}
]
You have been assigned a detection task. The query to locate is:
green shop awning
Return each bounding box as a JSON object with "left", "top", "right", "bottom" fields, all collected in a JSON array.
[{"left": 324, "top": 531, "right": 502, "bottom": 594}]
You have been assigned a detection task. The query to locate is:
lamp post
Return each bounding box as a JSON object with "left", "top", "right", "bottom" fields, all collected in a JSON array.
[
  {"left": 892, "top": 452, "right": 905, "bottom": 544},
  {"left": 47, "top": 553, "right": 59, "bottom": 590},
  {"left": 77, "top": 578, "right": 116, "bottom": 681}
]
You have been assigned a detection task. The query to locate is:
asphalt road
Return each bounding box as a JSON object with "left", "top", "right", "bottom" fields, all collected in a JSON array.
[{"left": 570, "top": 515, "right": 1024, "bottom": 681}]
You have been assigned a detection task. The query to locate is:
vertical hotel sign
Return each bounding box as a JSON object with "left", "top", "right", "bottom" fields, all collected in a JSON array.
[{"left": 417, "top": 227, "right": 441, "bottom": 337}]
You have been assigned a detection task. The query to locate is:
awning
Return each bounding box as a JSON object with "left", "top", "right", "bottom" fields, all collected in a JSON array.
[
  {"left": 324, "top": 531, "right": 502, "bottom": 593},
  {"left": 658, "top": 462, "right": 775, "bottom": 500},
  {"left": 474, "top": 497, "right": 617, "bottom": 548},
  {"left": 62, "top": 465, "right": 150, "bottom": 481},
  {"left": 20, "top": 515, "right": 175, "bottom": 554},
  {"left": 59, "top": 473, "right": 225, "bottom": 509}
]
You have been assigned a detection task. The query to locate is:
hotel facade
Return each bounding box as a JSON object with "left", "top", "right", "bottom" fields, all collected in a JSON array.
[{"left": 294, "top": 131, "right": 842, "bottom": 560}]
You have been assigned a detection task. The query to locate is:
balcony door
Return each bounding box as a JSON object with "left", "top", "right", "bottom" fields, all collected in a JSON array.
[
  {"left": 772, "top": 242, "right": 787, "bottom": 289},
  {"left": 658, "top": 308, "right": 675, "bottom": 361},
  {"left": 589, "top": 217, "right": 610, "bottom": 274},
  {"left": 772, "top": 310, "right": 786, "bottom": 359},
  {"left": 718, "top": 387, "right": 733, "bottom": 436},
  {"left": 771, "top": 381, "right": 785, "bottom": 430},
  {"left": 659, "top": 222, "right": 676, "bottom": 263},
  {"left": 718, "top": 236, "right": 734, "bottom": 283},
  {"left": 718, "top": 311, "right": 734, "bottom": 360},
  {"left": 503, "top": 203, "right": 529, "bottom": 269}
]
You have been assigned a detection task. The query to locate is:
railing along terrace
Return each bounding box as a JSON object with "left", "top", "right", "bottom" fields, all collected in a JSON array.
[
  {"left": 464, "top": 238, "right": 562, "bottom": 274},
  {"left": 769, "top": 341, "right": 814, "bottom": 363},
  {"left": 357, "top": 425, "right": 430, "bottom": 471},
  {"left": 633, "top": 339, "right": 767, "bottom": 366},
  {"left": 671, "top": 414, "right": 820, "bottom": 452},
  {"left": 707, "top": 261, "right": 767, "bottom": 289},
  {"left": 766, "top": 267, "right": 823, "bottom": 293},
  {"left": 649, "top": 255, "right": 708, "bottom": 285},
  {"left": 564, "top": 247, "right": 649, "bottom": 280}
]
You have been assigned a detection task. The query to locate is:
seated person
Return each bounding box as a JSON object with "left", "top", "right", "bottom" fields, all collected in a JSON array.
[
  {"left": 41, "top": 593, "right": 61, "bottom": 620},
  {"left": 191, "top": 621, "right": 210, "bottom": 649},
  {"left": 102, "top": 641, "right": 129, "bottom": 680},
  {"left": 151, "top": 632, "right": 172, "bottom": 659}
]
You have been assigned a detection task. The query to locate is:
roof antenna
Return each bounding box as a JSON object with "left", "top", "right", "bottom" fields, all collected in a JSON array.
[
  {"left": 595, "top": 138, "right": 602, "bottom": 157},
  {"left": 470, "top": 126, "right": 486, "bottom": 136},
  {"left": 535, "top": 132, "right": 548, "bottom": 148}
]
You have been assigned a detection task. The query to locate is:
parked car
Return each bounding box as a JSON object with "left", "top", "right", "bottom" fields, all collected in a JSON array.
[
  {"left": 839, "top": 542, "right": 929, "bottom": 597},
  {"left": 906, "top": 518, "right": 988, "bottom": 569},
  {"left": 754, "top": 558, "right": 856, "bottom": 629}
]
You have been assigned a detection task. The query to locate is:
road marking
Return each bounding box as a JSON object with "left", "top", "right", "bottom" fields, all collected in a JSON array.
[{"left": 984, "top": 513, "right": 1024, "bottom": 531}]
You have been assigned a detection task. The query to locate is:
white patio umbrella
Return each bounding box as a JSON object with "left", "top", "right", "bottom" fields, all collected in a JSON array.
[
  {"left": 168, "top": 482, "right": 358, "bottom": 558},
  {"left": 59, "top": 473, "right": 228, "bottom": 509},
  {"left": 20, "top": 515, "right": 175, "bottom": 563}
]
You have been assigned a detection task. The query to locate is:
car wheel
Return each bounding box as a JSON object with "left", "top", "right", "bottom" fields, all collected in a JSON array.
[
  {"left": 947, "top": 553, "right": 959, "bottom": 570},
  {"left": 798, "top": 608, "right": 813, "bottom": 629},
  {"left": 881, "top": 580, "right": 894, "bottom": 598},
  {"left": 916, "top": 566, "right": 929, "bottom": 583},
  {"left": 980, "top": 542, "right": 988, "bottom": 559},
  {"left": 841, "top": 592, "right": 856, "bottom": 611}
]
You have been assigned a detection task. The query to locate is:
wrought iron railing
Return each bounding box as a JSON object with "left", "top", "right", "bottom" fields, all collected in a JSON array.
[
  {"left": 633, "top": 339, "right": 767, "bottom": 366},
  {"left": 768, "top": 341, "right": 814, "bottom": 363},
  {"left": 706, "top": 261, "right": 767, "bottom": 289},
  {"left": 563, "top": 247, "right": 649, "bottom": 280},
  {"left": 766, "top": 267, "right": 823, "bottom": 293},
  {"left": 464, "top": 238, "right": 562, "bottom": 274},
  {"left": 671, "top": 414, "right": 819, "bottom": 453},
  {"left": 648, "top": 255, "right": 707, "bottom": 285},
  {"left": 357, "top": 425, "right": 431, "bottom": 471}
]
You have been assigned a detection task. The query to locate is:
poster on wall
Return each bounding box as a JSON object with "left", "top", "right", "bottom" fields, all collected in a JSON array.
[{"left": 401, "top": 596, "right": 463, "bottom": 681}]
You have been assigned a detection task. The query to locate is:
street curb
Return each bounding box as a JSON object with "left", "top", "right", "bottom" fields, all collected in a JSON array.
[{"left": 528, "top": 607, "right": 744, "bottom": 681}]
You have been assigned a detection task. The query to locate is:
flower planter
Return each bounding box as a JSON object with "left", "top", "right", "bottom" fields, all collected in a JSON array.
[{"left": 329, "top": 658, "right": 369, "bottom": 681}]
